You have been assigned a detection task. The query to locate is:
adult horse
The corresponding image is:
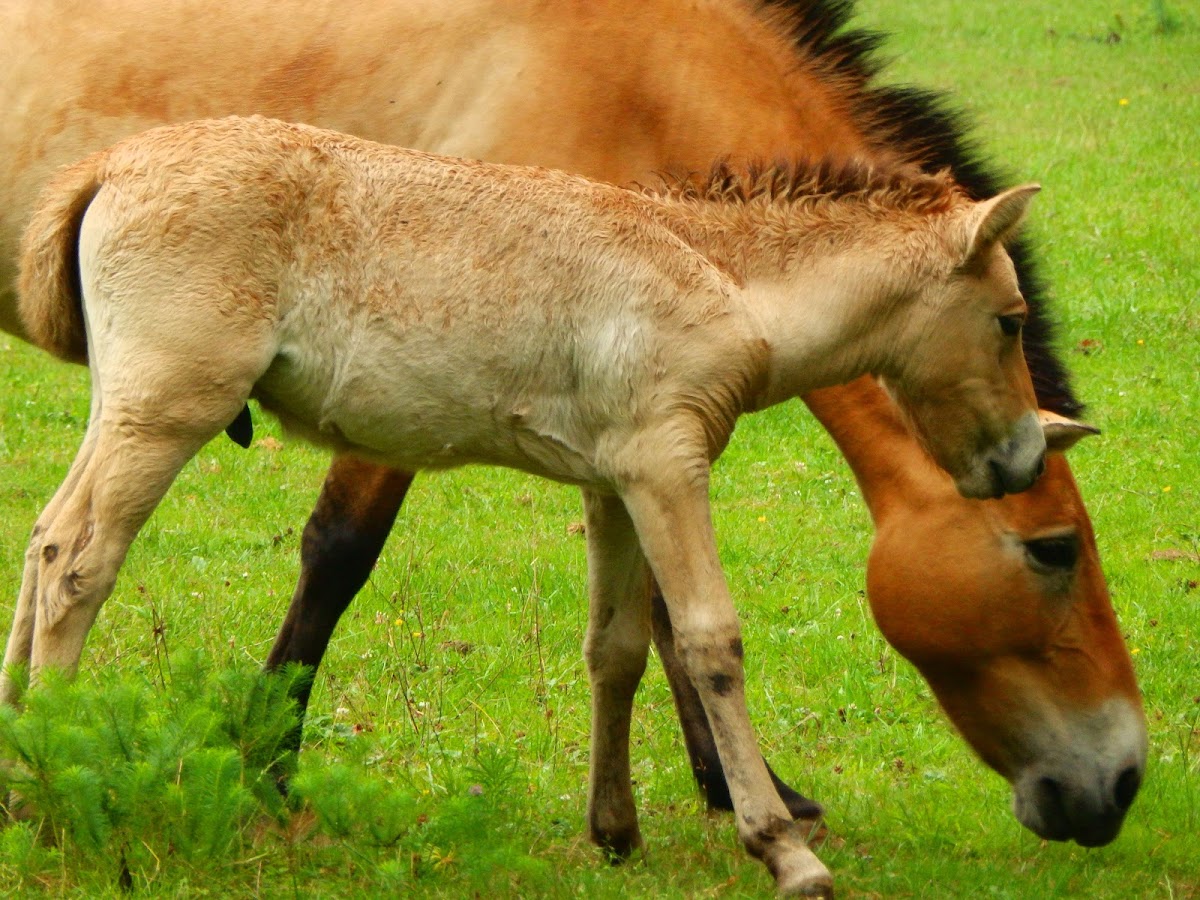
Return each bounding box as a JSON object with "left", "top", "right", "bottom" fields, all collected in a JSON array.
[{"left": 0, "top": 0, "right": 1144, "bottom": 857}]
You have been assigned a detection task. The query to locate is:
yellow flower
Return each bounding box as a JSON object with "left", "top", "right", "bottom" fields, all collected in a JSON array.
[
  {"left": 757, "top": 515, "right": 767, "bottom": 523},
  {"left": 1119, "top": 98, "right": 1130, "bottom": 106},
  {"left": 1163, "top": 486, "right": 1172, "bottom": 493}
]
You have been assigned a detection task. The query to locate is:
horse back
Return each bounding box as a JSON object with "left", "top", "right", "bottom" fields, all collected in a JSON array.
[
  {"left": 0, "top": 0, "right": 879, "bottom": 339},
  {"left": 61, "top": 118, "right": 756, "bottom": 480}
]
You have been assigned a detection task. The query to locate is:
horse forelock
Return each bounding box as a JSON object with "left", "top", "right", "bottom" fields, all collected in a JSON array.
[{"left": 754, "top": 0, "right": 1081, "bottom": 415}]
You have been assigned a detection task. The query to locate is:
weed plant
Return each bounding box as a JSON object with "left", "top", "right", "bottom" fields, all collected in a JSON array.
[{"left": 0, "top": 657, "right": 550, "bottom": 896}]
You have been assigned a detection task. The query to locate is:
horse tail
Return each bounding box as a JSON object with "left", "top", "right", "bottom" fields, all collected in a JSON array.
[{"left": 17, "top": 154, "right": 106, "bottom": 364}]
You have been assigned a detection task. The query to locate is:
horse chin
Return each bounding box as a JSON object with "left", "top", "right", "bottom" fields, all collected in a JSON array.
[{"left": 1011, "top": 773, "right": 1130, "bottom": 847}]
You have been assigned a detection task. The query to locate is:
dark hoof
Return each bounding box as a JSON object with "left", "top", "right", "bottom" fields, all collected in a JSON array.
[{"left": 698, "top": 762, "right": 826, "bottom": 826}]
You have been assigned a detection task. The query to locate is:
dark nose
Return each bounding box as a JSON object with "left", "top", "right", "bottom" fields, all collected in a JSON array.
[
  {"left": 988, "top": 448, "right": 1046, "bottom": 497},
  {"left": 1035, "top": 765, "right": 1143, "bottom": 847}
]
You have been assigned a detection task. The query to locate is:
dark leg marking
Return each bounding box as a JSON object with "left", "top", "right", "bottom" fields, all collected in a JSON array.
[
  {"left": 265, "top": 458, "right": 415, "bottom": 752},
  {"left": 709, "top": 672, "right": 735, "bottom": 696}
]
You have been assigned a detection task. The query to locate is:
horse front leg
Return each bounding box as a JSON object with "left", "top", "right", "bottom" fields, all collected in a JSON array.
[
  {"left": 620, "top": 473, "right": 832, "bottom": 898},
  {"left": 650, "top": 590, "right": 825, "bottom": 824},
  {"left": 265, "top": 455, "right": 415, "bottom": 728},
  {"left": 581, "top": 488, "right": 653, "bottom": 859}
]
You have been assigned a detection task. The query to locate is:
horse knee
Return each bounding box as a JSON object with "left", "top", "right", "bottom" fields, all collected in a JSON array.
[
  {"left": 584, "top": 624, "right": 650, "bottom": 688},
  {"left": 674, "top": 623, "right": 746, "bottom": 698}
]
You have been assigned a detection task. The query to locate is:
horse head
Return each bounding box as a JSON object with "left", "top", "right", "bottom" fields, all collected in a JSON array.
[
  {"left": 864, "top": 433, "right": 1146, "bottom": 846},
  {"left": 882, "top": 185, "right": 1047, "bottom": 500}
]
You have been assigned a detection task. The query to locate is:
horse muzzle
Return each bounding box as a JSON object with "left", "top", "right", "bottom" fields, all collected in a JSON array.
[
  {"left": 1009, "top": 700, "right": 1147, "bottom": 847},
  {"left": 954, "top": 410, "right": 1046, "bottom": 500}
]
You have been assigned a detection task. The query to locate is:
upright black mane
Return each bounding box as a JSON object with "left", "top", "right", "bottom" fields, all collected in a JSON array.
[{"left": 762, "top": 0, "right": 1081, "bottom": 415}]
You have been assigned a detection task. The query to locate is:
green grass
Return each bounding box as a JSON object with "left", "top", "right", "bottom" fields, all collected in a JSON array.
[{"left": 1, "top": 0, "right": 1198, "bottom": 896}]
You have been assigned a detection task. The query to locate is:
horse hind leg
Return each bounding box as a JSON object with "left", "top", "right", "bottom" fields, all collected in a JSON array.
[
  {"left": 24, "top": 414, "right": 224, "bottom": 680},
  {"left": 23, "top": 321, "right": 255, "bottom": 682},
  {"left": 266, "top": 456, "right": 416, "bottom": 689},
  {"left": 265, "top": 455, "right": 416, "bottom": 755},
  {"left": 0, "top": 390, "right": 107, "bottom": 704}
]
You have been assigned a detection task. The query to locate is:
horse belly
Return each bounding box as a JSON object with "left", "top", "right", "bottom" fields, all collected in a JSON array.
[{"left": 255, "top": 326, "right": 610, "bottom": 485}]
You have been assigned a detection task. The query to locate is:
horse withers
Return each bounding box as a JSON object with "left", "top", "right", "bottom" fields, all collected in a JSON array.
[{"left": 13, "top": 116, "right": 1048, "bottom": 896}]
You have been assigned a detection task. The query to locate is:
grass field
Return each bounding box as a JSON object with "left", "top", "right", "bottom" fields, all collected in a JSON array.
[{"left": 1, "top": 0, "right": 1198, "bottom": 896}]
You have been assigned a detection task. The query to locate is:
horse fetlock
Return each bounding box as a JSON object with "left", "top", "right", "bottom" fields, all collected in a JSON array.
[{"left": 738, "top": 812, "right": 793, "bottom": 858}]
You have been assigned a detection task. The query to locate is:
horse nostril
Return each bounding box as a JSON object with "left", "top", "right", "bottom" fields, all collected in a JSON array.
[
  {"left": 1037, "top": 775, "right": 1066, "bottom": 817},
  {"left": 1114, "top": 766, "right": 1142, "bottom": 811},
  {"left": 1035, "top": 452, "right": 1046, "bottom": 479},
  {"left": 988, "top": 458, "right": 1006, "bottom": 497}
]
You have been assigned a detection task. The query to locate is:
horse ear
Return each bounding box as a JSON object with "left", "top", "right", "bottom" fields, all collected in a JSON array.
[
  {"left": 962, "top": 184, "right": 1041, "bottom": 266},
  {"left": 1040, "top": 409, "right": 1100, "bottom": 452}
]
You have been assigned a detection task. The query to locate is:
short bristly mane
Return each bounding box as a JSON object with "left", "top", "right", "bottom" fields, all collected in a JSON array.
[
  {"left": 756, "top": 0, "right": 1080, "bottom": 415},
  {"left": 642, "top": 157, "right": 969, "bottom": 283},
  {"left": 650, "top": 156, "right": 964, "bottom": 216}
]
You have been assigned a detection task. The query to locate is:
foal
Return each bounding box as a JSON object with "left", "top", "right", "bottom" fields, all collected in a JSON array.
[{"left": 15, "top": 116, "right": 1046, "bottom": 896}]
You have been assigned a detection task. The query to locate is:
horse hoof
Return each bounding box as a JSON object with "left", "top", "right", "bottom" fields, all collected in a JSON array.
[
  {"left": 775, "top": 862, "right": 834, "bottom": 898},
  {"left": 765, "top": 837, "right": 834, "bottom": 899},
  {"left": 784, "top": 794, "right": 825, "bottom": 825},
  {"left": 592, "top": 825, "right": 643, "bottom": 863}
]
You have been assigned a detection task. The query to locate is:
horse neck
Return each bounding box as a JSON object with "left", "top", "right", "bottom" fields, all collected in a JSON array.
[
  {"left": 801, "top": 378, "right": 941, "bottom": 524},
  {"left": 652, "top": 200, "right": 920, "bottom": 404}
]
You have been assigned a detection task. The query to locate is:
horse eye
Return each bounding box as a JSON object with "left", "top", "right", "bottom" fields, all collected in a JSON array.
[
  {"left": 998, "top": 314, "right": 1024, "bottom": 337},
  {"left": 1024, "top": 534, "right": 1079, "bottom": 572}
]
